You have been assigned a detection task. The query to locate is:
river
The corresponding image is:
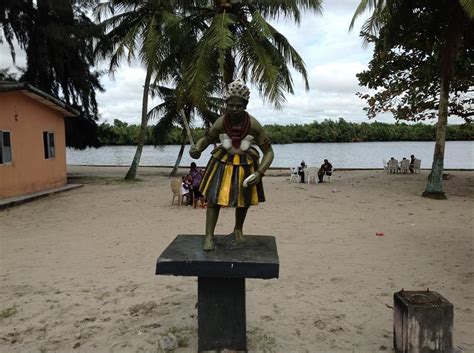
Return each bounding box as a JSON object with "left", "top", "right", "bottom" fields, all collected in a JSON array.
[{"left": 67, "top": 141, "right": 474, "bottom": 169}]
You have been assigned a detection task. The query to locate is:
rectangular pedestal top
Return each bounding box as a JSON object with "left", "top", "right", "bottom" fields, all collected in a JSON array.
[{"left": 156, "top": 234, "right": 279, "bottom": 279}]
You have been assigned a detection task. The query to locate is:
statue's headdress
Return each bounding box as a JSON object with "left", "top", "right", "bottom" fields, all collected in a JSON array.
[{"left": 223, "top": 78, "right": 250, "bottom": 102}]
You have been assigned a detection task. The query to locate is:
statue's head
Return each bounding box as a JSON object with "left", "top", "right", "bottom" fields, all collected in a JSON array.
[{"left": 224, "top": 79, "right": 249, "bottom": 120}]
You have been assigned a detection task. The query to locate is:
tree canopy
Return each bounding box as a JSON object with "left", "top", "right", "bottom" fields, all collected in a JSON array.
[
  {"left": 356, "top": 0, "right": 474, "bottom": 123},
  {"left": 0, "top": 0, "right": 104, "bottom": 149}
]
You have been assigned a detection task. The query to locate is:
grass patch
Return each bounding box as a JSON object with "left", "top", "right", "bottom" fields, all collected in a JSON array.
[
  {"left": 0, "top": 305, "right": 17, "bottom": 319},
  {"left": 165, "top": 326, "right": 190, "bottom": 348}
]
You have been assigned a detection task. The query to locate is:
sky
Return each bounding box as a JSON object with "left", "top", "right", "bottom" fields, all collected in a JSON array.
[{"left": 0, "top": 0, "right": 434, "bottom": 126}]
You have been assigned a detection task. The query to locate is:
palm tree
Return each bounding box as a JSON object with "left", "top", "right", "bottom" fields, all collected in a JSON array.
[
  {"left": 94, "top": 0, "right": 182, "bottom": 180},
  {"left": 183, "top": 0, "right": 322, "bottom": 109},
  {"left": 1, "top": 0, "right": 103, "bottom": 149},
  {"left": 149, "top": 82, "right": 223, "bottom": 177},
  {"left": 351, "top": 0, "right": 473, "bottom": 199}
]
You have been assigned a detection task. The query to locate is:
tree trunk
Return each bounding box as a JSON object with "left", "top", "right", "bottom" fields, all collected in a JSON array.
[
  {"left": 422, "top": 1, "right": 464, "bottom": 199},
  {"left": 422, "top": 76, "right": 449, "bottom": 199},
  {"left": 169, "top": 129, "right": 187, "bottom": 177},
  {"left": 124, "top": 66, "right": 152, "bottom": 180}
]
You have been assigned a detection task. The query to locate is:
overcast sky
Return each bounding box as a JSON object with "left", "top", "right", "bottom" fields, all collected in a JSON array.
[{"left": 0, "top": 1, "right": 439, "bottom": 126}]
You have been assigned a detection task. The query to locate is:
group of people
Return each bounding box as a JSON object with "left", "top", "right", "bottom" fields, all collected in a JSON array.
[
  {"left": 388, "top": 154, "right": 416, "bottom": 173},
  {"left": 180, "top": 162, "right": 206, "bottom": 208},
  {"left": 297, "top": 159, "right": 333, "bottom": 183}
]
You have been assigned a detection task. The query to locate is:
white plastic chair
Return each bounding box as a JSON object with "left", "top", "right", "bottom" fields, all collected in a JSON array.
[
  {"left": 306, "top": 167, "right": 318, "bottom": 184},
  {"left": 388, "top": 159, "right": 399, "bottom": 173},
  {"left": 382, "top": 159, "right": 389, "bottom": 173},
  {"left": 325, "top": 168, "right": 334, "bottom": 183},
  {"left": 413, "top": 159, "right": 421, "bottom": 173},
  {"left": 400, "top": 159, "right": 410, "bottom": 174},
  {"left": 289, "top": 167, "right": 299, "bottom": 183}
]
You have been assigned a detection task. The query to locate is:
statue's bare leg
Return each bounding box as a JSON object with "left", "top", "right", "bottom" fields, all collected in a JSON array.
[
  {"left": 234, "top": 207, "right": 249, "bottom": 244},
  {"left": 204, "top": 205, "right": 220, "bottom": 251}
]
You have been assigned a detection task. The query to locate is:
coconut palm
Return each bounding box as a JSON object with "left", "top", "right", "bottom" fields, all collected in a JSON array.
[
  {"left": 182, "top": 0, "right": 322, "bottom": 109},
  {"left": 351, "top": 0, "right": 474, "bottom": 199},
  {"left": 149, "top": 80, "right": 223, "bottom": 176},
  {"left": 94, "top": 0, "right": 183, "bottom": 180}
]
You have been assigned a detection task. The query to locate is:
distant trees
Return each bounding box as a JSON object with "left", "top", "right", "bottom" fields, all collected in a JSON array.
[{"left": 95, "top": 118, "right": 473, "bottom": 146}]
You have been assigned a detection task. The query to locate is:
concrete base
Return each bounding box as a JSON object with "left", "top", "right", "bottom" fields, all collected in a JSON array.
[
  {"left": 394, "top": 290, "right": 453, "bottom": 353},
  {"left": 0, "top": 184, "right": 83, "bottom": 210},
  {"left": 156, "top": 234, "right": 279, "bottom": 352}
]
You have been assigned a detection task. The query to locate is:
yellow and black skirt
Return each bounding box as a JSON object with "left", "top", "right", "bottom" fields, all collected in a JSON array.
[{"left": 199, "top": 146, "right": 265, "bottom": 208}]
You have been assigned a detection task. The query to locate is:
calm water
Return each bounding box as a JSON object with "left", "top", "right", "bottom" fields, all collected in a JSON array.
[{"left": 67, "top": 141, "right": 474, "bottom": 169}]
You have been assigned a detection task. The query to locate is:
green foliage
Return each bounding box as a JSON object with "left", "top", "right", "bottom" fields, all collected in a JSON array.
[
  {"left": 183, "top": 0, "right": 322, "bottom": 109},
  {"left": 1, "top": 0, "right": 103, "bottom": 149},
  {"left": 354, "top": 0, "right": 473, "bottom": 122},
  {"left": 96, "top": 118, "right": 473, "bottom": 145}
]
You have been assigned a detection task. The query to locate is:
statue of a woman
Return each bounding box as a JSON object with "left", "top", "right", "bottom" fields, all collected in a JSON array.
[{"left": 189, "top": 79, "right": 274, "bottom": 251}]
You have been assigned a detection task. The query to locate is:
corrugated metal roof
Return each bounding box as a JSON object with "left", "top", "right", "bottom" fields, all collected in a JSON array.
[{"left": 0, "top": 81, "right": 79, "bottom": 117}]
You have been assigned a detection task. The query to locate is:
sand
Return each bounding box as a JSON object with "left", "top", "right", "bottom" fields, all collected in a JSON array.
[{"left": 0, "top": 166, "right": 473, "bottom": 353}]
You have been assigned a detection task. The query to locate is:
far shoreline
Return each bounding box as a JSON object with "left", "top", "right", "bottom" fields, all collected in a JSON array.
[{"left": 67, "top": 164, "right": 474, "bottom": 172}]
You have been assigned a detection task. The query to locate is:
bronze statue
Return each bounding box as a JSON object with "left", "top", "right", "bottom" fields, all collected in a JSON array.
[{"left": 189, "top": 79, "right": 274, "bottom": 251}]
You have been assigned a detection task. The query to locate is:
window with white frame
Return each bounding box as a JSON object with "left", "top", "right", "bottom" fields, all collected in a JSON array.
[
  {"left": 43, "top": 131, "right": 55, "bottom": 159},
  {"left": 0, "top": 130, "right": 12, "bottom": 164}
]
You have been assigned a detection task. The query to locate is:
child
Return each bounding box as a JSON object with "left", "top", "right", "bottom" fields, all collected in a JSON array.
[{"left": 181, "top": 175, "right": 193, "bottom": 206}]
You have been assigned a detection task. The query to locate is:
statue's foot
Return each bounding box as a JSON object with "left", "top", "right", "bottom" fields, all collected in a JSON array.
[
  {"left": 203, "top": 235, "right": 215, "bottom": 252},
  {"left": 234, "top": 229, "right": 246, "bottom": 244}
]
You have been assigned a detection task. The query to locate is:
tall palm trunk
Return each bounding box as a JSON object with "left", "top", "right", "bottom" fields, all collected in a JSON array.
[
  {"left": 125, "top": 66, "right": 152, "bottom": 180},
  {"left": 423, "top": 76, "right": 449, "bottom": 199},
  {"left": 169, "top": 129, "right": 187, "bottom": 177},
  {"left": 422, "top": 2, "right": 464, "bottom": 199}
]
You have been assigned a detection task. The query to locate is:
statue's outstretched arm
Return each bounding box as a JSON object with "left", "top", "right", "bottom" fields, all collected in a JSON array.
[{"left": 189, "top": 118, "right": 222, "bottom": 159}]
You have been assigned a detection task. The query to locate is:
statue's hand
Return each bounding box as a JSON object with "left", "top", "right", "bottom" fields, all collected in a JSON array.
[
  {"left": 189, "top": 146, "right": 201, "bottom": 159},
  {"left": 244, "top": 171, "right": 262, "bottom": 187}
]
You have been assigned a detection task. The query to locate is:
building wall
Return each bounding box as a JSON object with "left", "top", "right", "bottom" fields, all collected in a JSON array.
[{"left": 0, "top": 91, "right": 68, "bottom": 199}]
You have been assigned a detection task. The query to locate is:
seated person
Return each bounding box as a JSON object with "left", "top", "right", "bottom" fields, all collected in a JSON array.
[
  {"left": 190, "top": 162, "right": 206, "bottom": 208},
  {"left": 409, "top": 154, "right": 416, "bottom": 173},
  {"left": 181, "top": 175, "right": 193, "bottom": 205},
  {"left": 298, "top": 160, "right": 307, "bottom": 183},
  {"left": 318, "top": 159, "right": 332, "bottom": 183}
]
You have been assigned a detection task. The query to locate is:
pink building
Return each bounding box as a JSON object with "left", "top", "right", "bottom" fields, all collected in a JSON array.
[{"left": 0, "top": 82, "right": 78, "bottom": 199}]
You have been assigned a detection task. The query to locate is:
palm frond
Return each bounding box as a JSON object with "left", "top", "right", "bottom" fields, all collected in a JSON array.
[{"left": 459, "top": 0, "right": 474, "bottom": 18}]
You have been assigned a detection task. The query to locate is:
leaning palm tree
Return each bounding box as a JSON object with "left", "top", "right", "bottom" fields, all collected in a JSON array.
[
  {"left": 350, "top": 0, "right": 474, "bottom": 199},
  {"left": 183, "top": 0, "right": 322, "bottom": 109},
  {"left": 94, "top": 0, "right": 182, "bottom": 180},
  {"left": 149, "top": 81, "right": 223, "bottom": 177}
]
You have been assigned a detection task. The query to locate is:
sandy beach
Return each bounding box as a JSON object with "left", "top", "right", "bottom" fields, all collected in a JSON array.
[{"left": 1, "top": 166, "right": 473, "bottom": 353}]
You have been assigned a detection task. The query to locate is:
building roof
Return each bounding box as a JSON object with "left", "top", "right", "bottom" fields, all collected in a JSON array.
[{"left": 0, "top": 81, "right": 79, "bottom": 117}]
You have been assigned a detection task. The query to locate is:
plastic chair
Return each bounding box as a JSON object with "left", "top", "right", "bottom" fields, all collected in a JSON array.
[
  {"left": 289, "top": 167, "right": 299, "bottom": 183},
  {"left": 382, "top": 159, "right": 389, "bottom": 173},
  {"left": 388, "top": 159, "right": 399, "bottom": 173},
  {"left": 170, "top": 178, "right": 186, "bottom": 206},
  {"left": 414, "top": 159, "right": 421, "bottom": 173},
  {"left": 325, "top": 168, "right": 334, "bottom": 183},
  {"left": 400, "top": 159, "right": 410, "bottom": 174},
  {"left": 306, "top": 167, "right": 318, "bottom": 184}
]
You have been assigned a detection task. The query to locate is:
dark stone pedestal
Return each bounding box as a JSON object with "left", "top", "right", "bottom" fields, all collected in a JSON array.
[
  {"left": 156, "top": 234, "right": 279, "bottom": 352},
  {"left": 394, "top": 290, "right": 453, "bottom": 353}
]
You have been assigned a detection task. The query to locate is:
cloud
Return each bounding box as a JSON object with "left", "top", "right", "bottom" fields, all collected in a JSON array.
[
  {"left": 0, "top": 0, "right": 418, "bottom": 126},
  {"left": 96, "top": 65, "right": 161, "bottom": 124},
  {"left": 0, "top": 39, "right": 27, "bottom": 75}
]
